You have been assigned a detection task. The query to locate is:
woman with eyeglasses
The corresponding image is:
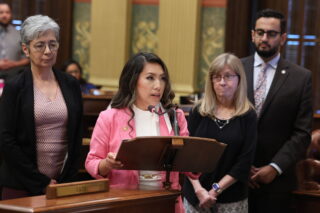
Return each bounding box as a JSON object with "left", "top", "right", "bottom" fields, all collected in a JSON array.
[
  {"left": 62, "top": 59, "right": 98, "bottom": 95},
  {"left": 182, "top": 53, "right": 257, "bottom": 213},
  {"left": 85, "top": 52, "right": 191, "bottom": 213},
  {"left": 0, "top": 15, "right": 83, "bottom": 200}
]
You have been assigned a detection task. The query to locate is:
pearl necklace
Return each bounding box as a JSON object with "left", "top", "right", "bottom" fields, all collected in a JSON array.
[{"left": 213, "top": 117, "right": 229, "bottom": 129}]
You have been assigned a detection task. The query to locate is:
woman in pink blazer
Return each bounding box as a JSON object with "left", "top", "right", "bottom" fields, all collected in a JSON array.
[{"left": 85, "top": 52, "right": 188, "bottom": 213}]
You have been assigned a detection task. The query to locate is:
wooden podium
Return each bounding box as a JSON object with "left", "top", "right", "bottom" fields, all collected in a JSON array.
[
  {"left": 0, "top": 136, "right": 225, "bottom": 212},
  {"left": 116, "top": 136, "right": 226, "bottom": 172},
  {"left": 0, "top": 189, "right": 180, "bottom": 213},
  {"left": 116, "top": 136, "right": 226, "bottom": 189}
]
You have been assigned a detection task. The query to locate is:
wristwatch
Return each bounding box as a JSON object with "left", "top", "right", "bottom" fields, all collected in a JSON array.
[{"left": 212, "top": 182, "right": 222, "bottom": 194}]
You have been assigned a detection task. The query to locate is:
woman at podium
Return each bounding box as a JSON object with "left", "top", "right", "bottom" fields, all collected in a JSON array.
[
  {"left": 182, "top": 53, "right": 257, "bottom": 213},
  {"left": 0, "top": 15, "right": 83, "bottom": 200},
  {"left": 85, "top": 52, "right": 188, "bottom": 213}
]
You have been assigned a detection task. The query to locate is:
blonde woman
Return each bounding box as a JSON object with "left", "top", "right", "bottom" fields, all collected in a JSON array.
[{"left": 183, "top": 53, "right": 257, "bottom": 213}]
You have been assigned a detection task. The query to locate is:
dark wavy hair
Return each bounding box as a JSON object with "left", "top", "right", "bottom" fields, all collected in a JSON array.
[{"left": 111, "top": 52, "right": 175, "bottom": 132}]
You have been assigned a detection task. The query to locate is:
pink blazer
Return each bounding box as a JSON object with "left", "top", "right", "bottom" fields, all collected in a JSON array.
[{"left": 85, "top": 107, "right": 189, "bottom": 189}]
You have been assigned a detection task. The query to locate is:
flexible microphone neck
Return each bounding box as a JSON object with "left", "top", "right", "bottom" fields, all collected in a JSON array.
[
  {"left": 147, "top": 105, "right": 167, "bottom": 115},
  {"left": 172, "top": 108, "right": 180, "bottom": 136},
  {"left": 148, "top": 105, "right": 180, "bottom": 136}
]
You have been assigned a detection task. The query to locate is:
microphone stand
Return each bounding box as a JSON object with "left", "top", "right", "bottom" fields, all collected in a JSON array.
[
  {"left": 172, "top": 108, "right": 179, "bottom": 136},
  {"left": 148, "top": 105, "right": 181, "bottom": 189}
]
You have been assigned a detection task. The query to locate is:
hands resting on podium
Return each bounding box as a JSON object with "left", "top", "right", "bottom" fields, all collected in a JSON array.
[{"left": 98, "top": 152, "right": 124, "bottom": 177}]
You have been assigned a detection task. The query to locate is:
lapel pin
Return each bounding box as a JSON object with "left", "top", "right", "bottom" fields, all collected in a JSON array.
[
  {"left": 281, "top": 70, "right": 286, "bottom": 74},
  {"left": 122, "top": 126, "right": 128, "bottom": 131}
]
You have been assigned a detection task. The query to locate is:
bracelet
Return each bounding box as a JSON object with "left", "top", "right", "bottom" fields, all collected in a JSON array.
[{"left": 212, "top": 182, "right": 223, "bottom": 194}]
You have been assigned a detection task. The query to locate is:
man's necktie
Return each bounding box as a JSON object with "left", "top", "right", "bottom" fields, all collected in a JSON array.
[{"left": 254, "top": 63, "right": 269, "bottom": 116}]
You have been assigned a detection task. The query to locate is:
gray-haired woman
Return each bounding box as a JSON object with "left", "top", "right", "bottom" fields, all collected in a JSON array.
[{"left": 0, "top": 15, "right": 83, "bottom": 199}]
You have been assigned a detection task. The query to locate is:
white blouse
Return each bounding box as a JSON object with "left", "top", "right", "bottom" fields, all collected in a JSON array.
[{"left": 133, "top": 104, "right": 172, "bottom": 190}]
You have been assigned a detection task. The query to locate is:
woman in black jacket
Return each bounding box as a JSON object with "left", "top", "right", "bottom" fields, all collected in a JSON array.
[
  {"left": 0, "top": 15, "right": 83, "bottom": 199},
  {"left": 183, "top": 53, "right": 257, "bottom": 213}
]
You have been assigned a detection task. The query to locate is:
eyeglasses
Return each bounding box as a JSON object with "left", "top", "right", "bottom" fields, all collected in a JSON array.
[
  {"left": 32, "top": 41, "right": 59, "bottom": 52},
  {"left": 67, "top": 70, "right": 80, "bottom": 75},
  {"left": 254, "top": 29, "right": 281, "bottom": 38},
  {"left": 212, "top": 74, "right": 239, "bottom": 82}
]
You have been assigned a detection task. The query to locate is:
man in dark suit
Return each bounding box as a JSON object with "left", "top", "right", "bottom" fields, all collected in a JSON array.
[{"left": 242, "top": 9, "right": 313, "bottom": 213}]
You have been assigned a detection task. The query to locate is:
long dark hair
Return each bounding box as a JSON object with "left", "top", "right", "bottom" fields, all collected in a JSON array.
[
  {"left": 61, "top": 59, "right": 87, "bottom": 85},
  {"left": 111, "top": 52, "right": 175, "bottom": 132}
]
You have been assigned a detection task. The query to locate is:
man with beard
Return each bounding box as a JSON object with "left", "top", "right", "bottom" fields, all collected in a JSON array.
[
  {"left": 242, "top": 9, "right": 312, "bottom": 213},
  {"left": 0, "top": 2, "right": 28, "bottom": 80}
]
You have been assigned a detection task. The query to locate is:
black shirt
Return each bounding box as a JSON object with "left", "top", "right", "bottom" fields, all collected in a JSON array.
[{"left": 183, "top": 107, "right": 257, "bottom": 204}]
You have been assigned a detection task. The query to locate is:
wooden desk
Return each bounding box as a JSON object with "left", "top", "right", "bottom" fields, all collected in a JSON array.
[
  {"left": 80, "top": 94, "right": 113, "bottom": 179},
  {"left": 313, "top": 114, "right": 320, "bottom": 130},
  {"left": 82, "top": 94, "right": 113, "bottom": 138},
  {"left": 179, "top": 104, "right": 193, "bottom": 118},
  {"left": 0, "top": 189, "right": 180, "bottom": 213},
  {"left": 293, "top": 190, "right": 320, "bottom": 213}
]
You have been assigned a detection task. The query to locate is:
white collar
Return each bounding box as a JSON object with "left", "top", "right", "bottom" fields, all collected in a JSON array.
[
  {"left": 132, "top": 104, "right": 172, "bottom": 134},
  {"left": 254, "top": 52, "right": 280, "bottom": 69}
]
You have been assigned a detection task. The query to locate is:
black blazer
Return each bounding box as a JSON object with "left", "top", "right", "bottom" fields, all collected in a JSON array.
[
  {"left": 0, "top": 67, "right": 83, "bottom": 195},
  {"left": 242, "top": 55, "right": 312, "bottom": 193}
]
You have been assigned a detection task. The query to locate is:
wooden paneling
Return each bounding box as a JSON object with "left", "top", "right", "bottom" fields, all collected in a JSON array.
[
  {"left": 158, "top": 0, "right": 201, "bottom": 95},
  {"left": 74, "top": 0, "right": 91, "bottom": 2},
  {"left": 258, "top": 0, "right": 288, "bottom": 16},
  {"left": 133, "top": 0, "right": 159, "bottom": 5},
  {"left": 202, "top": 0, "right": 226, "bottom": 8},
  {"left": 45, "top": 0, "right": 73, "bottom": 69},
  {"left": 224, "top": 0, "right": 251, "bottom": 58},
  {"left": 3, "top": 0, "right": 73, "bottom": 69},
  {"left": 90, "top": 0, "right": 132, "bottom": 90}
]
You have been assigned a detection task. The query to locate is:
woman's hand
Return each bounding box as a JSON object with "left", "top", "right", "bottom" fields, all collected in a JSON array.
[
  {"left": 208, "top": 188, "right": 219, "bottom": 200},
  {"left": 43, "top": 179, "right": 57, "bottom": 193},
  {"left": 98, "top": 152, "right": 123, "bottom": 176},
  {"left": 50, "top": 179, "right": 57, "bottom": 185},
  {"left": 195, "top": 188, "right": 216, "bottom": 209},
  {"left": 105, "top": 152, "right": 123, "bottom": 170}
]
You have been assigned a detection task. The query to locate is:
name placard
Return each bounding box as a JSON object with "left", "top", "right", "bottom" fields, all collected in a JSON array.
[{"left": 46, "top": 179, "right": 109, "bottom": 199}]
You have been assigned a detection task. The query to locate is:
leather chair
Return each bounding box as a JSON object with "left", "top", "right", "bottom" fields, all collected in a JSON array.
[{"left": 296, "top": 130, "right": 320, "bottom": 190}]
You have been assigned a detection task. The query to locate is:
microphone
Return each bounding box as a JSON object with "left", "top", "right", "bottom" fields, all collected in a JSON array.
[
  {"left": 172, "top": 108, "right": 179, "bottom": 136},
  {"left": 147, "top": 105, "right": 155, "bottom": 113},
  {"left": 148, "top": 105, "right": 180, "bottom": 136},
  {"left": 147, "top": 105, "right": 167, "bottom": 115}
]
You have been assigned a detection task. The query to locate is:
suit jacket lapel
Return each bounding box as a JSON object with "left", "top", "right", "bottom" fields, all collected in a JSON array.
[
  {"left": 260, "top": 58, "right": 289, "bottom": 117},
  {"left": 244, "top": 56, "right": 255, "bottom": 104},
  {"left": 23, "top": 68, "right": 37, "bottom": 160}
]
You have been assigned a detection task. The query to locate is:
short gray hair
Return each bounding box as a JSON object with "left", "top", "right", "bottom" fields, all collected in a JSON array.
[{"left": 20, "top": 15, "right": 60, "bottom": 44}]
